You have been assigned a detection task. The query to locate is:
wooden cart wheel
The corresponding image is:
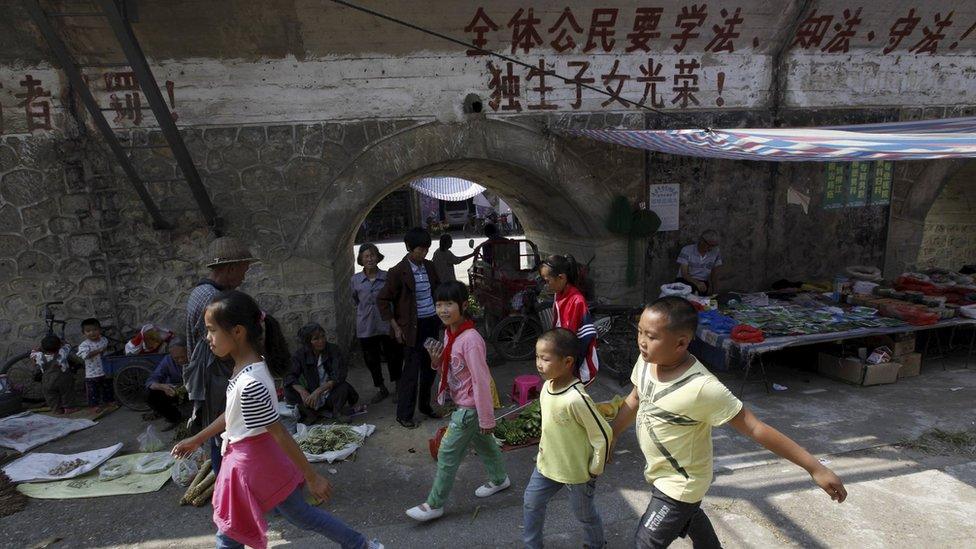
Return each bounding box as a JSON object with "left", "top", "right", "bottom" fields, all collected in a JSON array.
[{"left": 113, "top": 361, "right": 154, "bottom": 411}]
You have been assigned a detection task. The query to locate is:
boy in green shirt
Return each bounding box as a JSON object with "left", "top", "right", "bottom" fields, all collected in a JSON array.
[
  {"left": 611, "top": 297, "right": 847, "bottom": 548},
  {"left": 523, "top": 328, "right": 612, "bottom": 549}
]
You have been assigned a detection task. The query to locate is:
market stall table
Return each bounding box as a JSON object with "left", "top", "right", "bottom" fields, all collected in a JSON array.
[{"left": 695, "top": 317, "right": 976, "bottom": 396}]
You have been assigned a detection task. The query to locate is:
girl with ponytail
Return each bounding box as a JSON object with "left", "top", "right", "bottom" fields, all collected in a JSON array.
[
  {"left": 539, "top": 255, "right": 600, "bottom": 383},
  {"left": 172, "top": 290, "right": 382, "bottom": 549}
]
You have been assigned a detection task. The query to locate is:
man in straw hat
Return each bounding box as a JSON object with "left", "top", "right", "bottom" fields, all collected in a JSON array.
[{"left": 183, "top": 236, "right": 259, "bottom": 473}]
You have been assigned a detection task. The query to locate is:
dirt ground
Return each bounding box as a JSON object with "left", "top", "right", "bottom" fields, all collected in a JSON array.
[{"left": 2, "top": 345, "right": 975, "bottom": 548}]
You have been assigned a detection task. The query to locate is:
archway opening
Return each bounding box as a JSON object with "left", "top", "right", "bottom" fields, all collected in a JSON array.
[{"left": 352, "top": 176, "right": 527, "bottom": 281}]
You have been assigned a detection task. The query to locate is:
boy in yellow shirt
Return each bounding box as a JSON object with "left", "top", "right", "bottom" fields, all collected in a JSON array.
[
  {"left": 523, "top": 328, "right": 611, "bottom": 549},
  {"left": 611, "top": 297, "right": 847, "bottom": 548}
]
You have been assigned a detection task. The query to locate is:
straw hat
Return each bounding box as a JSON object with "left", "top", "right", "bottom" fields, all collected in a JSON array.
[{"left": 204, "top": 237, "right": 260, "bottom": 269}]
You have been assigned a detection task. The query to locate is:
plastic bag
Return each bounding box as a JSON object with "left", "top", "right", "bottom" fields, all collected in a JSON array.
[
  {"left": 137, "top": 424, "right": 164, "bottom": 453},
  {"left": 135, "top": 452, "right": 175, "bottom": 474},
  {"left": 98, "top": 456, "right": 133, "bottom": 481},
  {"left": 170, "top": 447, "right": 203, "bottom": 487}
]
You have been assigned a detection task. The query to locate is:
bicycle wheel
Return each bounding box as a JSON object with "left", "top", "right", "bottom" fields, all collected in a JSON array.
[
  {"left": 113, "top": 362, "right": 154, "bottom": 411},
  {"left": 2, "top": 352, "right": 44, "bottom": 402},
  {"left": 492, "top": 316, "right": 542, "bottom": 361}
]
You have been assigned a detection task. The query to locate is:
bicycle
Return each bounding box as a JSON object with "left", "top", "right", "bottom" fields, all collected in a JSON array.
[{"left": 592, "top": 304, "right": 643, "bottom": 386}]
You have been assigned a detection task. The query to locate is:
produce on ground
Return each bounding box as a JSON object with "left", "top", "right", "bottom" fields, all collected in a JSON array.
[
  {"left": 134, "top": 452, "right": 175, "bottom": 474},
  {"left": 98, "top": 457, "right": 132, "bottom": 481},
  {"left": 494, "top": 396, "right": 624, "bottom": 446},
  {"left": 181, "top": 468, "right": 215, "bottom": 506},
  {"left": 298, "top": 425, "right": 362, "bottom": 454},
  {"left": 493, "top": 400, "right": 541, "bottom": 446},
  {"left": 47, "top": 458, "right": 88, "bottom": 476},
  {"left": 0, "top": 472, "right": 27, "bottom": 518}
]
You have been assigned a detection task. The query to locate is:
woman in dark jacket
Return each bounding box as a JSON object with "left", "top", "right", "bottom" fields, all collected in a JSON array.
[{"left": 284, "top": 323, "right": 361, "bottom": 423}]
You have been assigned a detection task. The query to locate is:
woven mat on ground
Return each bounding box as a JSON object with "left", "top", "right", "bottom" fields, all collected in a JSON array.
[{"left": 17, "top": 453, "right": 171, "bottom": 499}]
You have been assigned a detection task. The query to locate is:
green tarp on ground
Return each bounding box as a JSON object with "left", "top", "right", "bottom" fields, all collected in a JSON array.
[{"left": 17, "top": 453, "right": 171, "bottom": 499}]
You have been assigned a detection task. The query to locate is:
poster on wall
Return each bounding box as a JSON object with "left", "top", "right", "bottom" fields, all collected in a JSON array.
[{"left": 649, "top": 184, "right": 680, "bottom": 232}]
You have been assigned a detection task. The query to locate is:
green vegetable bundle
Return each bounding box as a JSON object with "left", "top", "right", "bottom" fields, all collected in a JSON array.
[
  {"left": 298, "top": 426, "right": 362, "bottom": 454},
  {"left": 493, "top": 401, "right": 542, "bottom": 446}
]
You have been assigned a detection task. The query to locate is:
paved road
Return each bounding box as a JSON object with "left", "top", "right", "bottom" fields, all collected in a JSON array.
[{"left": 5, "top": 354, "right": 976, "bottom": 548}]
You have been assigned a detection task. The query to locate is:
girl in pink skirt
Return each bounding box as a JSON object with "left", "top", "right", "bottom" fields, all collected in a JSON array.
[{"left": 173, "top": 290, "right": 382, "bottom": 549}]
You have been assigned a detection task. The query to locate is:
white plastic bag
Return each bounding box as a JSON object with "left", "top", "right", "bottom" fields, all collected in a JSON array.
[
  {"left": 137, "top": 424, "right": 164, "bottom": 453},
  {"left": 99, "top": 456, "right": 133, "bottom": 481},
  {"left": 170, "top": 447, "right": 203, "bottom": 486},
  {"left": 135, "top": 452, "right": 175, "bottom": 474}
]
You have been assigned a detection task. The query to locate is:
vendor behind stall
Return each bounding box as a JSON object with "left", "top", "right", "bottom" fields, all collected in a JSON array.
[
  {"left": 145, "top": 338, "right": 189, "bottom": 430},
  {"left": 676, "top": 230, "right": 723, "bottom": 295}
]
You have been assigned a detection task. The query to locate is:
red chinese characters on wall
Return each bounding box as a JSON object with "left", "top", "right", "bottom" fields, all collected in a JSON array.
[
  {"left": 462, "top": 5, "right": 976, "bottom": 114},
  {"left": 14, "top": 75, "right": 53, "bottom": 131}
]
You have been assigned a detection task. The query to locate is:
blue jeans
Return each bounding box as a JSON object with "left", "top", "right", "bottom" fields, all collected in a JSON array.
[
  {"left": 215, "top": 486, "right": 367, "bottom": 549},
  {"left": 522, "top": 468, "right": 604, "bottom": 549}
]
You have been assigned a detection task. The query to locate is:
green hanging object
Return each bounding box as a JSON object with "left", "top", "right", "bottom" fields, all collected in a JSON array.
[
  {"left": 626, "top": 209, "right": 661, "bottom": 286},
  {"left": 606, "top": 195, "right": 633, "bottom": 235}
]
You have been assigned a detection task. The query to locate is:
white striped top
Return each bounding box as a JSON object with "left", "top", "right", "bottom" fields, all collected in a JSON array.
[{"left": 222, "top": 361, "right": 279, "bottom": 453}]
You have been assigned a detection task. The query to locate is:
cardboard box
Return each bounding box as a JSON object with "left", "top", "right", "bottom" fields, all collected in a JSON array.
[
  {"left": 898, "top": 352, "right": 922, "bottom": 378},
  {"left": 817, "top": 353, "right": 901, "bottom": 386},
  {"left": 865, "top": 333, "right": 917, "bottom": 357}
]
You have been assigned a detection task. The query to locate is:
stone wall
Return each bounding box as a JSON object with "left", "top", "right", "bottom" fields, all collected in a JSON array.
[
  {"left": 918, "top": 162, "right": 976, "bottom": 271},
  {"left": 2, "top": 107, "right": 972, "bottom": 362}
]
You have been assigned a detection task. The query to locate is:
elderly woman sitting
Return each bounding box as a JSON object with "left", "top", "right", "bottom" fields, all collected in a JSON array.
[{"left": 284, "top": 323, "right": 362, "bottom": 423}]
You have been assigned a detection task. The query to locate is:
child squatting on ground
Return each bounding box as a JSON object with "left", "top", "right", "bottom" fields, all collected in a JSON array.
[
  {"left": 611, "top": 296, "right": 848, "bottom": 548},
  {"left": 523, "top": 328, "right": 612, "bottom": 549},
  {"left": 76, "top": 318, "right": 114, "bottom": 410},
  {"left": 406, "top": 281, "right": 510, "bottom": 522},
  {"left": 171, "top": 290, "right": 382, "bottom": 549}
]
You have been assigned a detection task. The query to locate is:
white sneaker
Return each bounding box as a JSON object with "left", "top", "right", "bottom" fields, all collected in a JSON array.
[
  {"left": 474, "top": 476, "right": 511, "bottom": 498},
  {"left": 367, "top": 540, "right": 384, "bottom": 549},
  {"left": 406, "top": 503, "right": 444, "bottom": 522}
]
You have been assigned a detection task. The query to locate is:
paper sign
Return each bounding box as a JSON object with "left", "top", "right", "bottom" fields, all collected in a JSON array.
[{"left": 649, "top": 184, "right": 680, "bottom": 231}]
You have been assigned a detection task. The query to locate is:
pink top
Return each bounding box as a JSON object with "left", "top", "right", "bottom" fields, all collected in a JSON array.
[
  {"left": 441, "top": 329, "right": 496, "bottom": 429},
  {"left": 212, "top": 433, "right": 303, "bottom": 549}
]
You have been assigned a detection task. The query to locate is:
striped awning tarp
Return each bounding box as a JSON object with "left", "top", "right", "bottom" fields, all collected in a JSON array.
[
  {"left": 566, "top": 116, "right": 976, "bottom": 162},
  {"left": 409, "top": 176, "right": 485, "bottom": 201}
]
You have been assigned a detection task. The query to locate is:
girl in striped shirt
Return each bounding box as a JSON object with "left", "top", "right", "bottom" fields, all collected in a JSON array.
[{"left": 172, "top": 290, "right": 382, "bottom": 549}]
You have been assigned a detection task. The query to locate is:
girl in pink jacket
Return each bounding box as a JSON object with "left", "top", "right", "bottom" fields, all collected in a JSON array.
[{"left": 406, "top": 281, "right": 510, "bottom": 522}]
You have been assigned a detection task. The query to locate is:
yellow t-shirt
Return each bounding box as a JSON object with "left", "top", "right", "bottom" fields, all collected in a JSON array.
[
  {"left": 630, "top": 356, "right": 742, "bottom": 503},
  {"left": 536, "top": 379, "right": 612, "bottom": 485}
]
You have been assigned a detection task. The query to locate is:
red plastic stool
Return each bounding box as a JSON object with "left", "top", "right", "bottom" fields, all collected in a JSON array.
[{"left": 510, "top": 375, "right": 543, "bottom": 406}]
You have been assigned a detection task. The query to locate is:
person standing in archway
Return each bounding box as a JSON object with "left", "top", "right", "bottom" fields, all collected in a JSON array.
[
  {"left": 377, "top": 227, "right": 442, "bottom": 429},
  {"left": 431, "top": 234, "right": 474, "bottom": 283},
  {"left": 351, "top": 243, "right": 402, "bottom": 404},
  {"left": 184, "top": 237, "right": 258, "bottom": 473}
]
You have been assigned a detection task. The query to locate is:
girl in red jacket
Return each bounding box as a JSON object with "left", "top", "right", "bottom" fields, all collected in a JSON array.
[{"left": 539, "top": 255, "right": 599, "bottom": 383}]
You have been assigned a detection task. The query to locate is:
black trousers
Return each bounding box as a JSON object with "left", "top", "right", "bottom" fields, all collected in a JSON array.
[
  {"left": 635, "top": 487, "right": 721, "bottom": 548},
  {"left": 675, "top": 277, "right": 711, "bottom": 296},
  {"left": 396, "top": 315, "right": 441, "bottom": 422},
  {"left": 285, "top": 381, "right": 360, "bottom": 421},
  {"left": 360, "top": 335, "right": 402, "bottom": 387},
  {"left": 146, "top": 388, "right": 183, "bottom": 424}
]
